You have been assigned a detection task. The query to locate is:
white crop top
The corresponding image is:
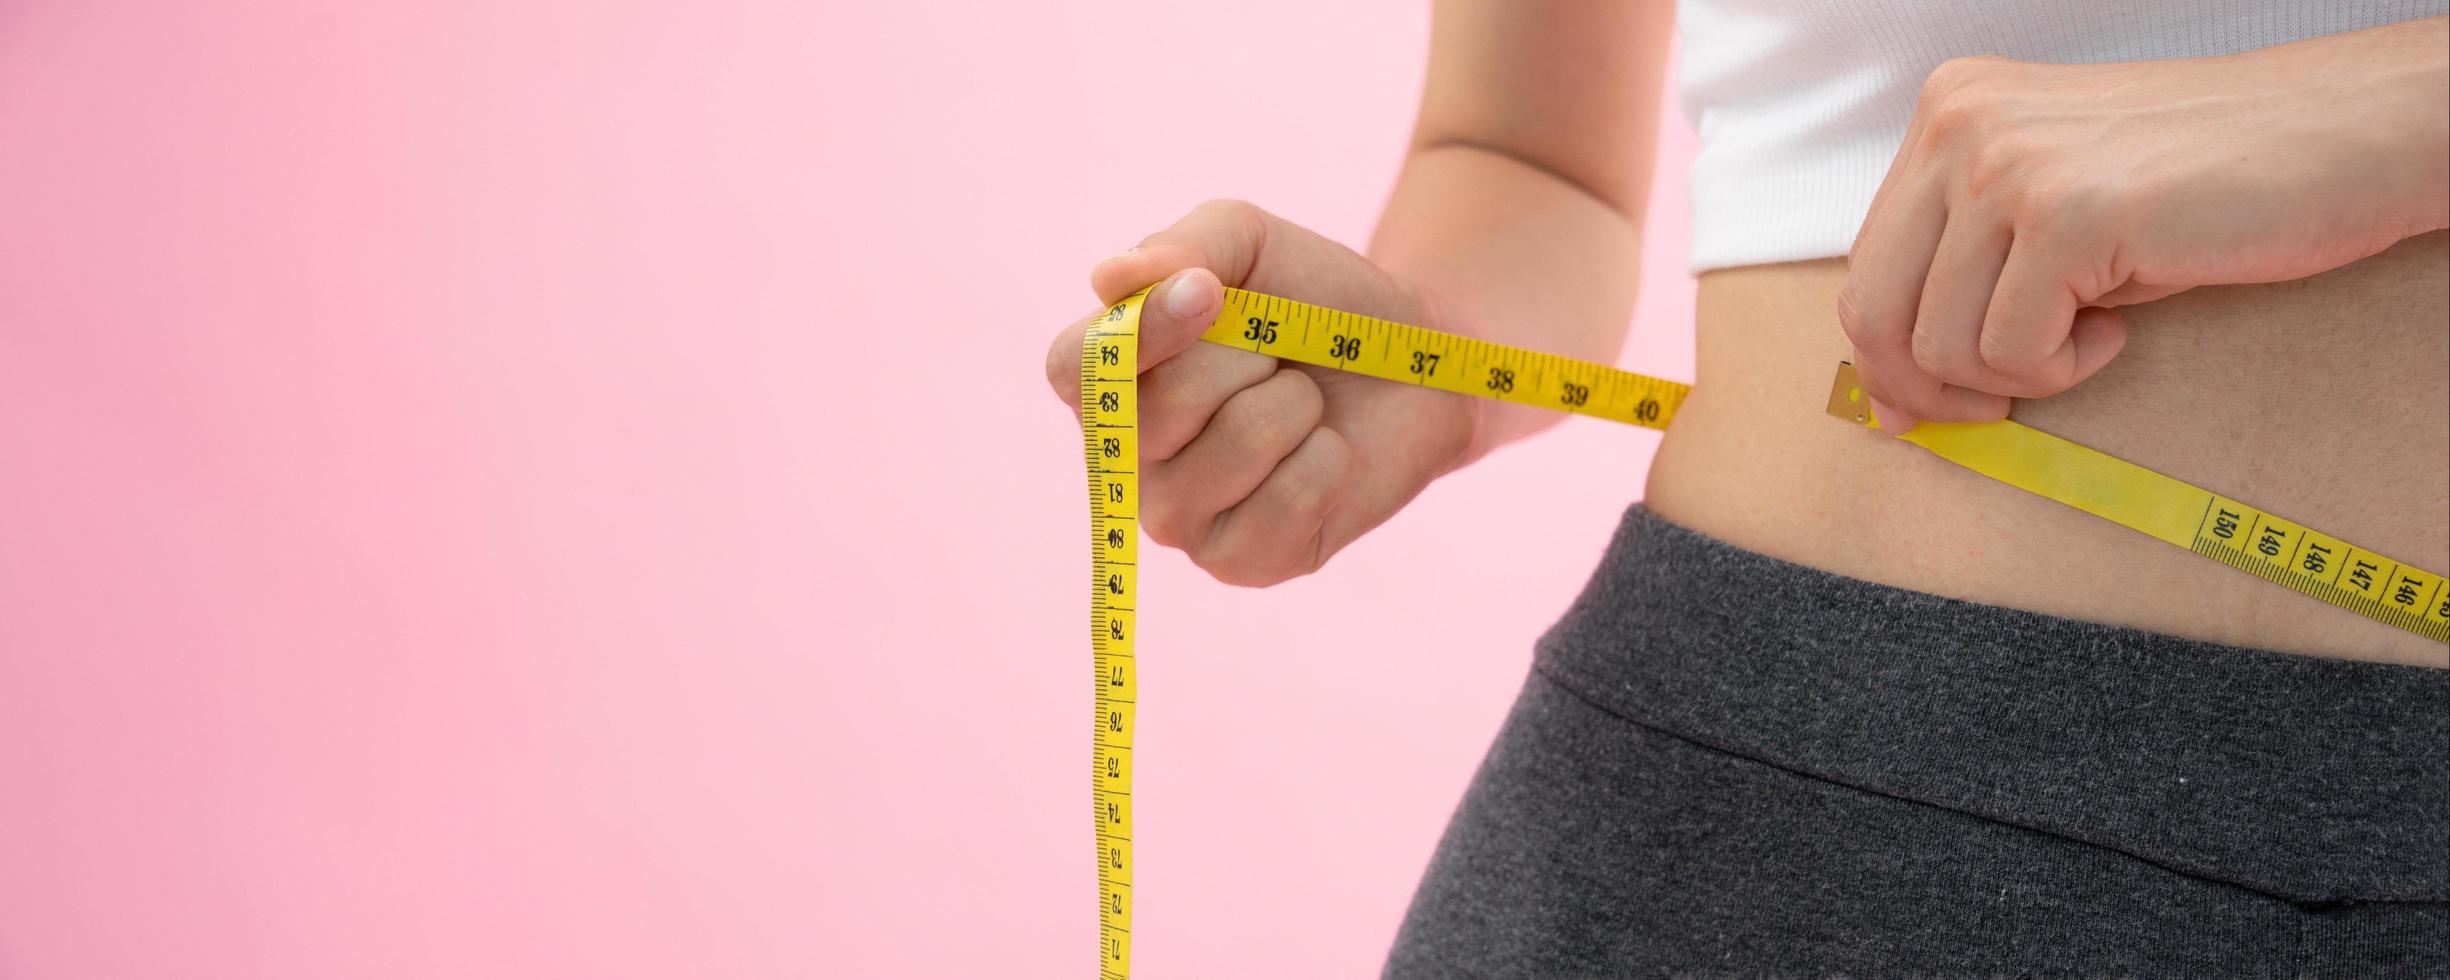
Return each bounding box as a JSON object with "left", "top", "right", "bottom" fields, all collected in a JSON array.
[{"left": 1675, "top": 0, "right": 2448, "bottom": 272}]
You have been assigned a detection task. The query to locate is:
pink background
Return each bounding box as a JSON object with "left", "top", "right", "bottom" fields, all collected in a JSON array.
[{"left": 0, "top": 2, "right": 1694, "bottom": 977}]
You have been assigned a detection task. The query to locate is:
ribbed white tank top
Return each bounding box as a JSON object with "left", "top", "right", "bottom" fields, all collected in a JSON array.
[{"left": 1675, "top": 0, "right": 2447, "bottom": 271}]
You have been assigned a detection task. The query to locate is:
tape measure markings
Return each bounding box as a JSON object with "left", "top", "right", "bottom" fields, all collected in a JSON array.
[
  {"left": 1082, "top": 296, "right": 1139, "bottom": 979},
  {"left": 1203, "top": 287, "right": 1689, "bottom": 430},
  {"left": 1824, "top": 362, "right": 2448, "bottom": 641},
  {"left": 1082, "top": 288, "right": 2446, "bottom": 978}
]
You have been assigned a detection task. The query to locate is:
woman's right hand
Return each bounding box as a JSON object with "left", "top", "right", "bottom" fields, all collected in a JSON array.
[{"left": 1043, "top": 200, "right": 1477, "bottom": 587}]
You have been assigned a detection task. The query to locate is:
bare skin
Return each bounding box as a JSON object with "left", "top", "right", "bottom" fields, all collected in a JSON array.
[
  {"left": 1043, "top": 5, "right": 2450, "bottom": 666},
  {"left": 1650, "top": 232, "right": 2448, "bottom": 667}
]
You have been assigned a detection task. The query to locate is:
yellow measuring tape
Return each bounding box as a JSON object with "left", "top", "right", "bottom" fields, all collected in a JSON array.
[
  {"left": 1079, "top": 286, "right": 2445, "bottom": 976},
  {"left": 1823, "top": 364, "right": 2450, "bottom": 641}
]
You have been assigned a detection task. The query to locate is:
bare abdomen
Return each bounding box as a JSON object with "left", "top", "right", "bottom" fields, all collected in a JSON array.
[{"left": 1645, "top": 231, "right": 2448, "bottom": 666}]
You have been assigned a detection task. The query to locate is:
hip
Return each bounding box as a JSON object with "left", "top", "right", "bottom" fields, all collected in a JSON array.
[{"left": 1384, "top": 504, "right": 2449, "bottom": 976}]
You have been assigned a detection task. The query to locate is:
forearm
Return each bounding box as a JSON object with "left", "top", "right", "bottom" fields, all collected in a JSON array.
[
  {"left": 1366, "top": 142, "right": 1648, "bottom": 467},
  {"left": 2362, "top": 15, "right": 2448, "bottom": 233},
  {"left": 1359, "top": 0, "right": 1671, "bottom": 468},
  {"left": 2267, "top": 14, "right": 2449, "bottom": 235}
]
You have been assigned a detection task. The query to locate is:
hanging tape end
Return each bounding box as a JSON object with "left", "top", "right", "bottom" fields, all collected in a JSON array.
[{"left": 1825, "top": 362, "right": 1877, "bottom": 428}]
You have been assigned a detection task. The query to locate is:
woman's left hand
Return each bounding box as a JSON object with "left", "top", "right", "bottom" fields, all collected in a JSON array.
[{"left": 1840, "top": 17, "right": 2450, "bottom": 431}]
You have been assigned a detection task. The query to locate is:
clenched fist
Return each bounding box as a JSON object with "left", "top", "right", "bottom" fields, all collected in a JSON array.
[
  {"left": 1842, "top": 20, "right": 2450, "bottom": 430},
  {"left": 1045, "top": 200, "right": 1476, "bottom": 586}
]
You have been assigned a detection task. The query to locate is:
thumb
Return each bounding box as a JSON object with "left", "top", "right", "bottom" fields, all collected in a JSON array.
[
  {"left": 2091, "top": 279, "right": 2185, "bottom": 308},
  {"left": 2061, "top": 305, "right": 2129, "bottom": 385},
  {"left": 1132, "top": 267, "right": 1224, "bottom": 372},
  {"left": 1040, "top": 267, "right": 1226, "bottom": 413}
]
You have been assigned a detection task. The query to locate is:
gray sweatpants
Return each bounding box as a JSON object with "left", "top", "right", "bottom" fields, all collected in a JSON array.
[{"left": 1386, "top": 506, "right": 2447, "bottom": 977}]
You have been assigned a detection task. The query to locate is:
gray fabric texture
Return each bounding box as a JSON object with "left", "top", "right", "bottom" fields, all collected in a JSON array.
[{"left": 1384, "top": 504, "right": 2448, "bottom": 978}]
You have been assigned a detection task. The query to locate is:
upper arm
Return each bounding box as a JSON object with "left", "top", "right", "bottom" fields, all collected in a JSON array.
[{"left": 1410, "top": 0, "right": 1677, "bottom": 219}]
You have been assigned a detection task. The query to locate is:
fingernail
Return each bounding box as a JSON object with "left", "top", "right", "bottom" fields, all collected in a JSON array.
[
  {"left": 1868, "top": 398, "right": 1918, "bottom": 435},
  {"left": 1163, "top": 269, "right": 1216, "bottom": 318}
]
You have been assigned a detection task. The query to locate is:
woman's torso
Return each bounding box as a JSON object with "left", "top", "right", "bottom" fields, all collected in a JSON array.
[{"left": 1645, "top": 233, "right": 2449, "bottom": 666}]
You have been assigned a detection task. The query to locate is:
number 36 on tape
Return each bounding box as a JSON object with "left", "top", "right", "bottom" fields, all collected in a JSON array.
[{"left": 1077, "top": 286, "right": 2444, "bottom": 978}]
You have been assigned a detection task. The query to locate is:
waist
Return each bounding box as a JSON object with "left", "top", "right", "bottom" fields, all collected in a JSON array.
[{"left": 1644, "top": 231, "right": 2449, "bottom": 666}]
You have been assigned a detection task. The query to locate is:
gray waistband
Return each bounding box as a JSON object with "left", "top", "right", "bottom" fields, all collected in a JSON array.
[{"left": 1533, "top": 505, "right": 2449, "bottom": 904}]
